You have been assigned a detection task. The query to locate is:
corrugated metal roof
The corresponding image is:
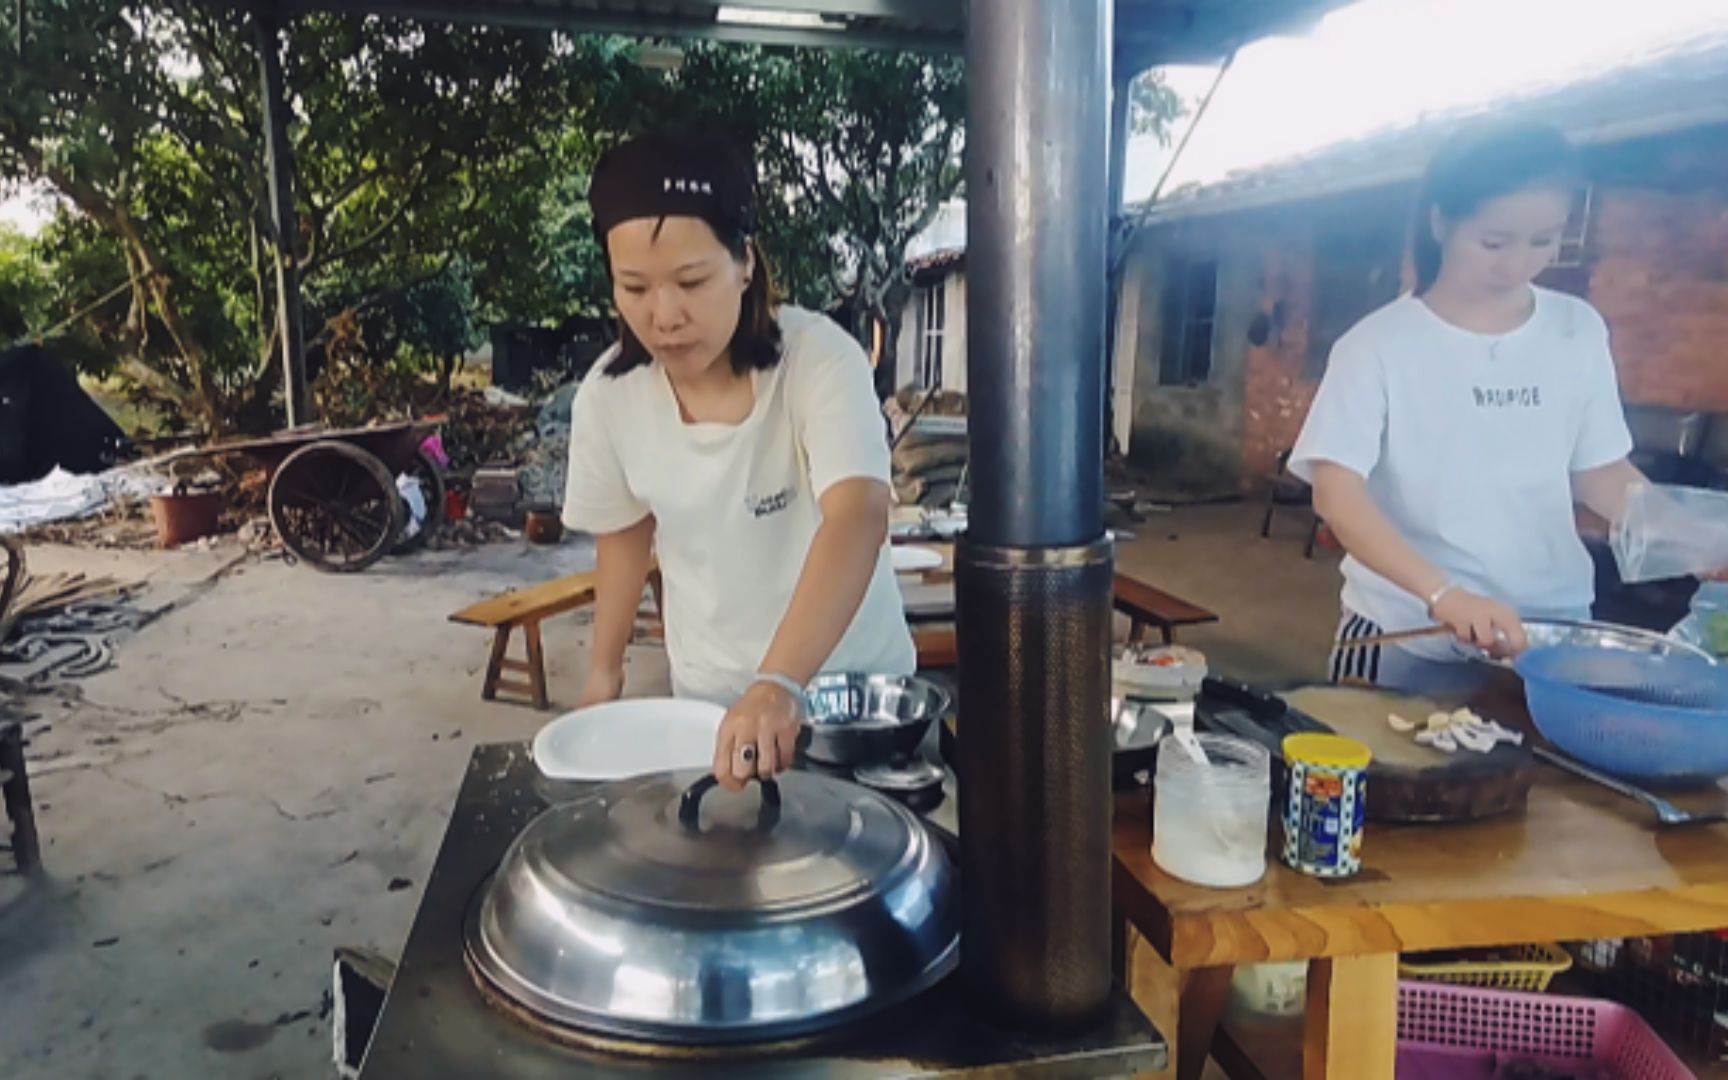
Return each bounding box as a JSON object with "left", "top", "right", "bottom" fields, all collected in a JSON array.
[
  {"left": 247, "top": 0, "right": 1355, "bottom": 68},
  {"left": 1132, "top": 27, "right": 1728, "bottom": 226}
]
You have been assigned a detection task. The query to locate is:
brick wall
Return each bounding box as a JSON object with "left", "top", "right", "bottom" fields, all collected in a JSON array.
[
  {"left": 1587, "top": 135, "right": 1728, "bottom": 411},
  {"left": 1224, "top": 125, "right": 1728, "bottom": 493},
  {"left": 1240, "top": 235, "right": 1317, "bottom": 488}
]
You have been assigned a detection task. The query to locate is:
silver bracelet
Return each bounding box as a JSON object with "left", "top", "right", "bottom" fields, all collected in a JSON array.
[
  {"left": 752, "top": 672, "right": 808, "bottom": 710},
  {"left": 1425, "top": 582, "right": 1457, "bottom": 614}
]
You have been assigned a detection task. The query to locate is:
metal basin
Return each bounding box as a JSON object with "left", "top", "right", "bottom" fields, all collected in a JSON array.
[
  {"left": 465, "top": 769, "right": 959, "bottom": 1045},
  {"left": 803, "top": 673, "right": 952, "bottom": 766},
  {"left": 1519, "top": 618, "right": 1715, "bottom": 664}
]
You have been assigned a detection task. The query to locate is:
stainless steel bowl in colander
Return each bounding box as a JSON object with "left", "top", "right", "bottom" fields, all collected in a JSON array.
[{"left": 1516, "top": 619, "right": 1715, "bottom": 664}]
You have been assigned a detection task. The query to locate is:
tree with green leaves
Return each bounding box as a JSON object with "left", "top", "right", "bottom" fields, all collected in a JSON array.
[
  {"left": 0, "top": 1, "right": 609, "bottom": 431},
  {"left": 0, "top": 224, "right": 53, "bottom": 343}
]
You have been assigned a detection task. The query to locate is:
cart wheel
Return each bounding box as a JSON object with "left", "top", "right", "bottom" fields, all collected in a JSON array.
[
  {"left": 268, "top": 441, "right": 405, "bottom": 573},
  {"left": 392, "top": 448, "right": 447, "bottom": 556}
]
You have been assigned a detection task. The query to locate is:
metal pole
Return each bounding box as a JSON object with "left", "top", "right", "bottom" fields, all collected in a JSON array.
[
  {"left": 965, "top": 0, "right": 1109, "bottom": 548},
  {"left": 1105, "top": 67, "right": 1133, "bottom": 456},
  {"left": 1108, "top": 69, "right": 1131, "bottom": 217},
  {"left": 256, "top": 10, "right": 309, "bottom": 427},
  {"left": 957, "top": 0, "right": 1114, "bottom": 1031}
]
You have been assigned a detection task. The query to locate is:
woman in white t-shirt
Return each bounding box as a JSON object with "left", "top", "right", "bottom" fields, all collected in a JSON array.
[
  {"left": 1292, "top": 122, "right": 1646, "bottom": 695},
  {"left": 561, "top": 136, "right": 914, "bottom": 791}
]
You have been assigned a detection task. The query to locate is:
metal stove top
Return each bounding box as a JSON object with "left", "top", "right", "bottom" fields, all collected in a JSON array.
[{"left": 359, "top": 742, "right": 1167, "bottom": 1078}]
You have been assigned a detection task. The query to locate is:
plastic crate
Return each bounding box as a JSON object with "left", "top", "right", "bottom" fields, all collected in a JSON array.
[
  {"left": 1599, "top": 932, "right": 1728, "bottom": 1060},
  {"left": 1400, "top": 942, "right": 1575, "bottom": 992},
  {"left": 1398, "top": 981, "right": 1692, "bottom": 1080}
]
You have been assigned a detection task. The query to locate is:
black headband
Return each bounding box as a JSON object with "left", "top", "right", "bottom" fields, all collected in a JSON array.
[{"left": 589, "top": 135, "right": 757, "bottom": 248}]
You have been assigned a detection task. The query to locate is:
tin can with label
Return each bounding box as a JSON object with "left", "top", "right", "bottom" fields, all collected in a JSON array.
[{"left": 1281, "top": 734, "right": 1371, "bottom": 878}]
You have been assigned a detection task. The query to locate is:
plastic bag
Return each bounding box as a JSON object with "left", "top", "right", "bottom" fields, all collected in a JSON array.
[
  {"left": 1673, "top": 582, "right": 1728, "bottom": 659},
  {"left": 1610, "top": 482, "right": 1728, "bottom": 584}
]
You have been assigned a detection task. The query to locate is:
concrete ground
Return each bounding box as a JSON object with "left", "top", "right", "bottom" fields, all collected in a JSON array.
[{"left": 0, "top": 502, "right": 1340, "bottom": 1080}]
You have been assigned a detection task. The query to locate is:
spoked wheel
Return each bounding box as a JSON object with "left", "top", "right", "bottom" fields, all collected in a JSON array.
[
  {"left": 268, "top": 441, "right": 404, "bottom": 573},
  {"left": 392, "top": 447, "right": 447, "bottom": 556}
]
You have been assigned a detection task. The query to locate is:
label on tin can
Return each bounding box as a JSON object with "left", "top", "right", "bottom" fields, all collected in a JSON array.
[{"left": 1282, "top": 760, "right": 1366, "bottom": 878}]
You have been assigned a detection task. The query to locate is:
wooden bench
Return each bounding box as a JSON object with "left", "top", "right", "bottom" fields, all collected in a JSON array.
[
  {"left": 1112, "top": 572, "right": 1219, "bottom": 645},
  {"left": 910, "top": 570, "right": 1218, "bottom": 670},
  {"left": 450, "top": 567, "right": 662, "bottom": 710}
]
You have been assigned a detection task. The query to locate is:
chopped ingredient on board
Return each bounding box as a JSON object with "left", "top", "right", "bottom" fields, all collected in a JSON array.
[{"left": 1392, "top": 706, "right": 1521, "bottom": 754}]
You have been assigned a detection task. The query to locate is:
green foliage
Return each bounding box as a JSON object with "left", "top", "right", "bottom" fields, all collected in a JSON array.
[
  {"left": 0, "top": 6, "right": 1042, "bottom": 426},
  {"left": 0, "top": 224, "right": 53, "bottom": 342},
  {"left": 1130, "top": 69, "right": 1185, "bottom": 143}
]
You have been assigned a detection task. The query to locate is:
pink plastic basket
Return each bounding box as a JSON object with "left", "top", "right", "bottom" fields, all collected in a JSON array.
[{"left": 1397, "top": 981, "right": 1692, "bottom": 1080}]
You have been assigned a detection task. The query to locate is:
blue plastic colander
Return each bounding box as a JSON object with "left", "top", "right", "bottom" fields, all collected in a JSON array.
[{"left": 1516, "top": 645, "right": 1728, "bottom": 785}]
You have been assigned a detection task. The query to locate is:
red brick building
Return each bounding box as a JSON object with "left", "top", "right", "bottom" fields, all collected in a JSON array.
[{"left": 1120, "top": 33, "right": 1728, "bottom": 498}]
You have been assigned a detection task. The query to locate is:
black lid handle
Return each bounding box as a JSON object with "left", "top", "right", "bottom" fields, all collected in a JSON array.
[{"left": 677, "top": 774, "right": 782, "bottom": 832}]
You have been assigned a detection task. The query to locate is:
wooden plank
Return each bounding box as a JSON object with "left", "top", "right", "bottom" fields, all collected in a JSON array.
[
  {"left": 449, "top": 571, "right": 597, "bottom": 627},
  {"left": 1112, "top": 572, "right": 1219, "bottom": 629},
  {"left": 1176, "top": 967, "right": 1234, "bottom": 1080},
  {"left": 913, "top": 626, "right": 958, "bottom": 670},
  {"left": 1304, "top": 955, "right": 1396, "bottom": 1080},
  {"left": 1113, "top": 772, "right": 1728, "bottom": 971}
]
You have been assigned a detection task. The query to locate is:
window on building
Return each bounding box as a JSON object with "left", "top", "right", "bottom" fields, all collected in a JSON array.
[
  {"left": 1553, "top": 184, "right": 1594, "bottom": 269},
  {"left": 916, "top": 284, "right": 946, "bottom": 389},
  {"left": 1159, "top": 255, "right": 1218, "bottom": 386}
]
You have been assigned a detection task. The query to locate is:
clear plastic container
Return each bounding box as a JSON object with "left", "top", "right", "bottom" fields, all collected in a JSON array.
[
  {"left": 1612, "top": 482, "right": 1728, "bottom": 584},
  {"left": 1673, "top": 581, "right": 1728, "bottom": 659},
  {"left": 1152, "top": 734, "right": 1271, "bottom": 888}
]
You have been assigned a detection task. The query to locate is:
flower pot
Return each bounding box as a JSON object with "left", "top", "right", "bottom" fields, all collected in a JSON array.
[{"left": 150, "top": 491, "right": 226, "bottom": 548}]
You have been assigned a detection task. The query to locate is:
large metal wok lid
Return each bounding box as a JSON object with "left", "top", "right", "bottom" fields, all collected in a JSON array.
[{"left": 464, "top": 769, "right": 959, "bottom": 1045}]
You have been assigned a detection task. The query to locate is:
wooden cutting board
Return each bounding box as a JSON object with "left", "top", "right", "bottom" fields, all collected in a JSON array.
[{"left": 1199, "top": 680, "right": 1535, "bottom": 823}]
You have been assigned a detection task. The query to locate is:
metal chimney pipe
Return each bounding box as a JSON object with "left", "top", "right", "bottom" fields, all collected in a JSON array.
[{"left": 957, "top": 0, "right": 1114, "bottom": 1029}]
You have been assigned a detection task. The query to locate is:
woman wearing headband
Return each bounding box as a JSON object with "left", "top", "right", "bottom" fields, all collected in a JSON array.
[{"left": 564, "top": 135, "right": 915, "bottom": 790}]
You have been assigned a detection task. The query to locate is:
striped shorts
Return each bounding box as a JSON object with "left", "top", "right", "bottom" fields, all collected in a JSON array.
[
  {"left": 1328, "top": 609, "right": 1494, "bottom": 697},
  {"left": 1330, "top": 611, "right": 1386, "bottom": 685}
]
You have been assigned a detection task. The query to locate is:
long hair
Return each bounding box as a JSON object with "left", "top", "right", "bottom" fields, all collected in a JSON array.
[
  {"left": 603, "top": 219, "right": 782, "bottom": 378},
  {"left": 1412, "top": 121, "right": 1583, "bottom": 294}
]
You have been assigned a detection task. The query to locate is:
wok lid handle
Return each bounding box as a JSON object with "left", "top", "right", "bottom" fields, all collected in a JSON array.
[{"left": 677, "top": 774, "right": 782, "bottom": 832}]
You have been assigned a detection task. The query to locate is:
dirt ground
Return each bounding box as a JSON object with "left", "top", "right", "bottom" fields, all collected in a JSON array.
[{"left": 0, "top": 502, "right": 1340, "bottom": 1080}]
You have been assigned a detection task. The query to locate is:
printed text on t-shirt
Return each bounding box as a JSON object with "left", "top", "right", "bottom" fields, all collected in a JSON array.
[
  {"left": 746, "top": 487, "right": 796, "bottom": 518},
  {"left": 1472, "top": 386, "right": 1542, "bottom": 408}
]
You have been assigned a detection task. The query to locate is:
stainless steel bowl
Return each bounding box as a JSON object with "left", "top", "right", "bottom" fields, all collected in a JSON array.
[
  {"left": 803, "top": 673, "right": 952, "bottom": 766},
  {"left": 466, "top": 769, "right": 959, "bottom": 1045},
  {"left": 1520, "top": 618, "right": 1715, "bottom": 664}
]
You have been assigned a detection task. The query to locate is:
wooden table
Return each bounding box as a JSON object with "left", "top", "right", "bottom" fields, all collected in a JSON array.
[{"left": 1112, "top": 768, "right": 1728, "bottom": 1079}]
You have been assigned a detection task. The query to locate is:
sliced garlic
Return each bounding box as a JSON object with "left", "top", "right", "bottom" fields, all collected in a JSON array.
[
  {"left": 1388, "top": 713, "right": 1417, "bottom": 733},
  {"left": 1451, "top": 708, "right": 1487, "bottom": 729},
  {"left": 1426, "top": 712, "right": 1453, "bottom": 732},
  {"left": 1453, "top": 726, "right": 1496, "bottom": 753},
  {"left": 1417, "top": 729, "right": 1459, "bottom": 753},
  {"left": 1483, "top": 721, "right": 1525, "bottom": 747}
]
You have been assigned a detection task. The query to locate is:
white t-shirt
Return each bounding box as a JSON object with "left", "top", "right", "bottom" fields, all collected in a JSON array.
[
  {"left": 561, "top": 306, "right": 916, "bottom": 704},
  {"left": 1291, "top": 288, "right": 1633, "bottom": 658}
]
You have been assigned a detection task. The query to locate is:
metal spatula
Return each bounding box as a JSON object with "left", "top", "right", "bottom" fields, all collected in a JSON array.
[{"left": 1534, "top": 747, "right": 1728, "bottom": 827}]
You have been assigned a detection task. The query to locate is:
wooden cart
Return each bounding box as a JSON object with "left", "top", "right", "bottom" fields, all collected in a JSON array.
[{"left": 193, "top": 420, "right": 444, "bottom": 573}]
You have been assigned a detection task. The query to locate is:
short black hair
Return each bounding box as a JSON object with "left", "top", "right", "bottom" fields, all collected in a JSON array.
[{"left": 1412, "top": 121, "right": 1583, "bottom": 293}]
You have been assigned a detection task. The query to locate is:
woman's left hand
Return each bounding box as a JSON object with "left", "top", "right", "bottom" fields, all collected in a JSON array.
[{"left": 714, "top": 681, "right": 803, "bottom": 792}]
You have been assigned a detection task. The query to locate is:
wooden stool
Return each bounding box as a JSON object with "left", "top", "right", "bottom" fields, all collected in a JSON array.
[{"left": 451, "top": 567, "right": 663, "bottom": 710}]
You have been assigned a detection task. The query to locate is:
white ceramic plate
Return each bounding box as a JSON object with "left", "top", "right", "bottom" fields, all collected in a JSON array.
[
  {"left": 892, "top": 545, "right": 945, "bottom": 573},
  {"left": 532, "top": 698, "right": 724, "bottom": 781}
]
